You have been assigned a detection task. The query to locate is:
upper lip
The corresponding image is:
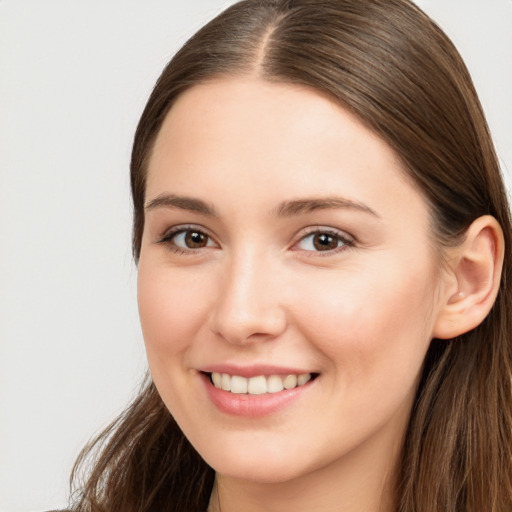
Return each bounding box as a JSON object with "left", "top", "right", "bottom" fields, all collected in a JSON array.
[{"left": 199, "top": 364, "right": 315, "bottom": 378}]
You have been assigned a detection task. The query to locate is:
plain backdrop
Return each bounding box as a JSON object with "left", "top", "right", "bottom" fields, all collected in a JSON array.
[{"left": 0, "top": 1, "right": 510, "bottom": 511}]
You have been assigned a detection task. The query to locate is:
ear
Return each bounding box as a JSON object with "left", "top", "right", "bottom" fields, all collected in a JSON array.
[{"left": 433, "top": 215, "right": 504, "bottom": 339}]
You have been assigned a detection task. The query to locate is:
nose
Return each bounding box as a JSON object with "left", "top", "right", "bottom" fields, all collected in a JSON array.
[{"left": 209, "top": 251, "right": 287, "bottom": 345}]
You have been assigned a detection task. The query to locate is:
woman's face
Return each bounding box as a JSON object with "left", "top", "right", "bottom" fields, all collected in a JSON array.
[{"left": 138, "top": 77, "right": 449, "bottom": 485}]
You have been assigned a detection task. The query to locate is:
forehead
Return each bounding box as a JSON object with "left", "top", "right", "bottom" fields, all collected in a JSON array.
[
  {"left": 146, "top": 77, "right": 427, "bottom": 224},
  {"left": 151, "top": 78, "right": 396, "bottom": 166}
]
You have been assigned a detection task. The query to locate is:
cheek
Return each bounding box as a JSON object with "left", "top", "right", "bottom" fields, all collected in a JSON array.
[
  {"left": 292, "top": 266, "right": 438, "bottom": 447},
  {"left": 137, "top": 259, "right": 211, "bottom": 361},
  {"left": 293, "top": 259, "right": 438, "bottom": 384}
]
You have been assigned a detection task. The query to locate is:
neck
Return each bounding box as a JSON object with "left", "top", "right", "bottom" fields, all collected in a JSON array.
[{"left": 207, "top": 426, "right": 403, "bottom": 512}]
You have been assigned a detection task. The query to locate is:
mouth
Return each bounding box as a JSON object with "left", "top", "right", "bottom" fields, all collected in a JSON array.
[{"left": 204, "top": 371, "right": 319, "bottom": 395}]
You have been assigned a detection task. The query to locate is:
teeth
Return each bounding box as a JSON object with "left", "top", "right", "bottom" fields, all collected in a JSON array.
[
  {"left": 221, "top": 373, "right": 231, "bottom": 391},
  {"left": 297, "top": 373, "right": 311, "bottom": 386},
  {"left": 210, "top": 372, "right": 313, "bottom": 394},
  {"left": 211, "top": 372, "right": 222, "bottom": 388},
  {"left": 267, "top": 375, "right": 284, "bottom": 393},
  {"left": 283, "top": 374, "right": 298, "bottom": 389},
  {"left": 247, "top": 375, "right": 267, "bottom": 395},
  {"left": 230, "top": 375, "right": 248, "bottom": 394}
]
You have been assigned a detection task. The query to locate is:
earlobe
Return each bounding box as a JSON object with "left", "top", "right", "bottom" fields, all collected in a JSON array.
[{"left": 433, "top": 215, "right": 504, "bottom": 340}]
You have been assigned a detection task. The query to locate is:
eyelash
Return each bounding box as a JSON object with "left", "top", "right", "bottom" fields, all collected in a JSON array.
[
  {"left": 157, "top": 226, "right": 355, "bottom": 256},
  {"left": 292, "top": 228, "right": 355, "bottom": 256},
  {"left": 157, "top": 225, "right": 216, "bottom": 255}
]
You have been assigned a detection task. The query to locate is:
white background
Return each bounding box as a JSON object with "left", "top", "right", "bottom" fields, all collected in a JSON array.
[{"left": 0, "top": 1, "right": 510, "bottom": 511}]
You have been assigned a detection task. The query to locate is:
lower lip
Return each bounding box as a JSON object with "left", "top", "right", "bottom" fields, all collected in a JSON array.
[{"left": 200, "top": 373, "right": 314, "bottom": 418}]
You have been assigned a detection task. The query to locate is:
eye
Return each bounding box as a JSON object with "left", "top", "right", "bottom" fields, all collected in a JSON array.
[
  {"left": 159, "top": 227, "right": 217, "bottom": 252},
  {"left": 174, "top": 230, "right": 212, "bottom": 249},
  {"left": 295, "top": 230, "right": 353, "bottom": 253}
]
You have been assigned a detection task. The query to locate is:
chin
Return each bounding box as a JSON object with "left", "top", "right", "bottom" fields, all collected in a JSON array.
[
  {"left": 195, "top": 436, "right": 315, "bottom": 484},
  {"left": 211, "top": 458, "right": 303, "bottom": 484}
]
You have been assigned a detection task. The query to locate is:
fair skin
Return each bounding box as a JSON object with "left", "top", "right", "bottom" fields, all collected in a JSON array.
[{"left": 137, "top": 77, "right": 503, "bottom": 512}]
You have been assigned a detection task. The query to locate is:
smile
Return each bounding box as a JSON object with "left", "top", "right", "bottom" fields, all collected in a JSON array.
[
  {"left": 210, "top": 372, "right": 315, "bottom": 395},
  {"left": 200, "top": 369, "right": 318, "bottom": 417}
]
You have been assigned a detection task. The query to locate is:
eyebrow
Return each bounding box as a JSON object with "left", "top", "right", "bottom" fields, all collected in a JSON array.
[
  {"left": 275, "top": 197, "right": 380, "bottom": 218},
  {"left": 144, "top": 193, "right": 217, "bottom": 216},
  {"left": 144, "top": 193, "right": 379, "bottom": 219}
]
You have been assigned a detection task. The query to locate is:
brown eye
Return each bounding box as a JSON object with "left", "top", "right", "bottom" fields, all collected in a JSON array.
[
  {"left": 163, "top": 228, "right": 215, "bottom": 251},
  {"left": 312, "top": 233, "right": 339, "bottom": 251},
  {"left": 295, "top": 230, "right": 352, "bottom": 253},
  {"left": 184, "top": 230, "right": 208, "bottom": 248}
]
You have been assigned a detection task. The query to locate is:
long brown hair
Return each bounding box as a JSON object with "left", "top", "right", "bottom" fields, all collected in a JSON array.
[{"left": 70, "top": 1, "right": 512, "bottom": 511}]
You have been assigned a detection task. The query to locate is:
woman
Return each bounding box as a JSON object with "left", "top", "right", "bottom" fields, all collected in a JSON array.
[{"left": 69, "top": 0, "right": 512, "bottom": 511}]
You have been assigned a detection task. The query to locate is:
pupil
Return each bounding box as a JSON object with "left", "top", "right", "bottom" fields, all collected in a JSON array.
[
  {"left": 185, "top": 231, "right": 206, "bottom": 248},
  {"left": 313, "top": 233, "right": 337, "bottom": 251}
]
